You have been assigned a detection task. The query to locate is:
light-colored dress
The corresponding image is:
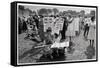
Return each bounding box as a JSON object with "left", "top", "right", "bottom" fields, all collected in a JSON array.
[
  {"left": 66, "top": 18, "right": 75, "bottom": 36},
  {"left": 74, "top": 17, "right": 80, "bottom": 32},
  {"left": 87, "top": 21, "right": 96, "bottom": 40}
]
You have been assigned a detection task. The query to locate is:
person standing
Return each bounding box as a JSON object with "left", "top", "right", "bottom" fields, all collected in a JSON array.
[
  {"left": 22, "top": 19, "right": 27, "bottom": 32},
  {"left": 84, "top": 24, "right": 89, "bottom": 38},
  {"left": 65, "top": 15, "right": 75, "bottom": 41},
  {"left": 65, "top": 15, "right": 75, "bottom": 53},
  {"left": 60, "top": 17, "right": 68, "bottom": 41},
  {"left": 33, "top": 15, "right": 39, "bottom": 29},
  {"left": 87, "top": 16, "right": 96, "bottom": 46},
  {"left": 74, "top": 16, "right": 80, "bottom": 36},
  {"left": 38, "top": 16, "right": 45, "bottom": 42},
  {"left": 83, "top": 17, "right": 91, "bottom": 38},
  {"left": 18, "top": 17, "right": 23, "bottom": 34}
]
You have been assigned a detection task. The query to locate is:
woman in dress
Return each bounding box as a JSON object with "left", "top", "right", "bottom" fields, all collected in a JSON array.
[
  {"left": 65, "top": 15, "right": 75, "bottom": 42},
  {"left": 74, "top": 16, "right": 80, "bottom": 36},
  {"left": 87, "top": 16, "right": 96, "bottom": 46}
]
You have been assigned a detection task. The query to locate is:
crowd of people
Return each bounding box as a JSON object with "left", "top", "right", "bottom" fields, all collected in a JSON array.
[{"left": 18, "top": 13, "right": 96, "bottom": 59}]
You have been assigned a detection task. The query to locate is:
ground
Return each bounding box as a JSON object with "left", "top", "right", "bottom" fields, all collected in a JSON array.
[{"left": 18, "top": 30, "right": 96, "bottom": 64}]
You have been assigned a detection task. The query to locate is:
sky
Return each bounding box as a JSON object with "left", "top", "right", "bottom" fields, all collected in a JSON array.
[{"left": 18, "top": 3, "right": 96, "bottom": 14}]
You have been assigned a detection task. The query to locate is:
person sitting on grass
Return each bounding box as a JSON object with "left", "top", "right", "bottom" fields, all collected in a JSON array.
[
  {"left": 44, "top": 27, "right": 54, "bottom": 45},
  {"left": 25, "top": 22, "right": 41, "bottom": 43},
  {"left": 51, "top": 32, "right": 67, "bottom": 58}
]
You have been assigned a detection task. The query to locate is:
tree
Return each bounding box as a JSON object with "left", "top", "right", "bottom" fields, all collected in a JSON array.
[
  {"left": 19, "top": 5, "right": 25, "bottom": 10},
  {"left": 62, "top": 11, "right": 68, "bottom": 16},
  {"left": 52, "top": 8, "right": 59, "bottom": 15},
  {"left": 47, "top": 9, "right": 52, "bottom": 14},
  {"left": 80, "top": 10, "right": 85, "bottom": 14},
  {"left": 90, "top": 10, "right": 95, "bottom": 16},
  {"left": 19, "top": 5, "right": 25, "bottom": 16},
  {"left": 38, "top": 8, "right": 48, "bottom": 16},
  {"left": 32, "top": 10, "right": 37, "bottom": 15},
  {"left": 59, "top": 11, "right": 63, "bottom": 16},
  {"left": 25, "top": 8, "right": 32, "bottom": 13}
]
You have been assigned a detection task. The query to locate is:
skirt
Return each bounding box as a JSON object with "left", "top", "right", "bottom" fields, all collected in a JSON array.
[{"left": 87, "top": 26, "right": 95, "bottom": 40}]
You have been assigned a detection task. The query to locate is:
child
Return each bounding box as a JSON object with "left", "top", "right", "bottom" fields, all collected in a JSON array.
[
  {"left": 83, "top": 17, "right": 91, "bottom": 39},
  {"left": 51, "top": 32, "right": 69, "bottom": 58},
  {"left": 51, "top": 33, "right": 61, "bottom": 58},
  {"left": 25, "top": 24, "right": 34, "bottom": 40},
  {"left": 84, "top": 23, "right": 89, "bottom": 38},
  {"left": 44, "top": 27, "right": 54, "bottom": 45}
]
